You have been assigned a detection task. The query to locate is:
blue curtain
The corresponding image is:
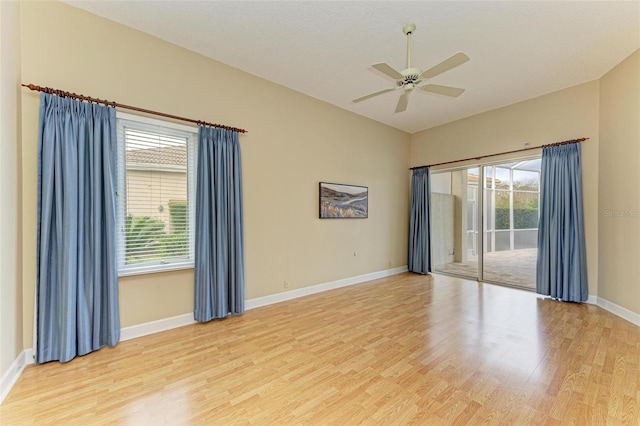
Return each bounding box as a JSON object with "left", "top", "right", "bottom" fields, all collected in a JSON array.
[
  {"left": 36, "top": 93, "right": 119, "bottom": 364},
  {"left": 194, "top": 127, "right": 245, "bottom": 322},
  {"left": 408, "top": 167, "right": 432, "bottom": 274},
  {"left": 536, "top": 143, "right": 588, "bottom": 302}
]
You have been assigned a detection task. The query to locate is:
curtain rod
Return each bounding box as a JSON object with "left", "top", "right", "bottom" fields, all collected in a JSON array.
[
  {"left": 409, "top": 137, "right": 589, "bottom": 170},
  {"left": 21, "top": 83, "right": 247, "bottom": 134}
]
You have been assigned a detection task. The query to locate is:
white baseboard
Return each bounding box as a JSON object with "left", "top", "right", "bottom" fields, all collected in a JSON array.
[
  {"left": 587, "top": 295, "right": 597, "bottom": 304},
  {"left": 24, "top": 348, "right": 34, "bottom": 365},
  {"left": 117, "top": 266, "right": 409, "bottom": 341},
  {"left": 0, "top": 350, "right": 26, "bottom": 404},
  {"left": 596, "top": 297, "right": 640, "bottom": 327},
  {"left": 245, "top": 266, "right": 408, "bottom": 310},
  {"left": 120, "top": 313, "right": 196, "bottom": 342}
]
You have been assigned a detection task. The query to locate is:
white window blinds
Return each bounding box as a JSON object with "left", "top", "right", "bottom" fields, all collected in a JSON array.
[{"left": 116, "top": 112, "right": 197, "bottom": 276}]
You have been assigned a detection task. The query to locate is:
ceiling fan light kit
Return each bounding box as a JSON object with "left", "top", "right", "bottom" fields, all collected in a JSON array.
[{"left": 353, "top": 23, "right": 469, "bottom": 113}]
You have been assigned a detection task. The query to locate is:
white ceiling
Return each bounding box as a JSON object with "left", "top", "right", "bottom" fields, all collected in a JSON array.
[{"left": 64, "top": 1, "right": 640, "bottom": 134}]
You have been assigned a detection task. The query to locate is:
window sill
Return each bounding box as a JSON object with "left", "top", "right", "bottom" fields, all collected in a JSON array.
[{"left": 118, "top": 262, "right": 194, "bottom": 277}]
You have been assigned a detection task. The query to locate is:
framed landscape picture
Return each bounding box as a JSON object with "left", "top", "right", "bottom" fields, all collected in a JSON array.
[{"left": 319, "top": 182, "right": 368, "bottom": 219}]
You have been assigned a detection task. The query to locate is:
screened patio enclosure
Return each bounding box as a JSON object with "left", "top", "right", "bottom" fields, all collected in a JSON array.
[{"left": 431, "top": 158, "right": 541, "bottom": 289}]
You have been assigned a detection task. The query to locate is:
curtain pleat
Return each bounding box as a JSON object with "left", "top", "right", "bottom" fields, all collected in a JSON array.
[
  {"left": 408, "top": 167, "right": 432, "bottom": 274},
  {"left": 36, "top": 93, "right": 119, "bottom": 364},
  {"left": 194, "top": 127, "right": 245, "bottom": 322},
  {"left": 536, "top": 143, "right": 588, "bottom": 302}
]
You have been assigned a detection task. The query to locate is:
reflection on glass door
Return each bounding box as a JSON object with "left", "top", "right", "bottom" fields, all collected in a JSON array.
[
  {"left": 431, "top": 167, "right": 479, "bottom": 279},
  {"left": 431, "top": 157, "right": 541, "bottom": 290},
  {"left": 482, "top": 159, "right": 540, "bottom": 289}
]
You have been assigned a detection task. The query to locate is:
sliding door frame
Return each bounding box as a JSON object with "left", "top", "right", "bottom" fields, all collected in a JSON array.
[{"left": 431, "top": 153, "right": 541, "bottom": 290}]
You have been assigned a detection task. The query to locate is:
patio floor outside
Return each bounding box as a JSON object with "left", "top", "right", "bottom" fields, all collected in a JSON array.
[{"left": 435, "top": 248, "right": 537, "bottom": 289}]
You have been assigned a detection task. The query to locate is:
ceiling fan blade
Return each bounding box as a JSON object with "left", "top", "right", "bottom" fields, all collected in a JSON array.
[
  {"left": 353, "top": 88, "right": 396, "bottom": 103},
  {"left": 372, "top": 63, "right": 404, "bottom": 80},
  {"left": 395, "top": 93, "right": 409, "bottom": 113},
  {"left": 420, "top": 84, "right": 465, "bottom": 98},
  {"left": 420, "top": 52, "right": 470, "bottom": 79}
]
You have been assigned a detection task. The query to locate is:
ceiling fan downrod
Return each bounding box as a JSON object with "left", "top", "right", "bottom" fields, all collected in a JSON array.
[{"left": 403, "top": 23, "right": 416, "bottom": 69}]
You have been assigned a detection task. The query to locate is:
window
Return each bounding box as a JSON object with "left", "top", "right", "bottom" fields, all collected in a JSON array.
[{"left": 116, "top": 112, "right": 197, "bottom": 276}]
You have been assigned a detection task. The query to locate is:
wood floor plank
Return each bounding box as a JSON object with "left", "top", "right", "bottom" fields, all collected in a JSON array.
[{"left": 1, "top": 273, "right": 639, "bottom": 425}]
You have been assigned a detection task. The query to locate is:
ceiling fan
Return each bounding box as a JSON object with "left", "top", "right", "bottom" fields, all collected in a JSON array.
[{"left": 353, "top": 23, "right": 469, "bottom": 113}]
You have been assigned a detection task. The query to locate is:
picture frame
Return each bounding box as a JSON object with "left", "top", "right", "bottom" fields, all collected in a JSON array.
[{"left": 319, "top": 182, "right": 368, "bottom": 219}]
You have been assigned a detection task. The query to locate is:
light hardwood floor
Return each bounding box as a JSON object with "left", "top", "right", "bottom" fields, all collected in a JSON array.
[{"left": 1, "top": 273, "right": 639, "bottom": 425}]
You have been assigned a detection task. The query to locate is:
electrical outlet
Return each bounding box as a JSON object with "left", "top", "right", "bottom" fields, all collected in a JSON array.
[{"left": 284, "top": 280, "right": 289, "bottom": 289}]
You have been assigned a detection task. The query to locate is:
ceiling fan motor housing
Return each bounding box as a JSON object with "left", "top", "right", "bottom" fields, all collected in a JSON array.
[{"left": 397, "top": 67, "right": 423, "bottom": 89}]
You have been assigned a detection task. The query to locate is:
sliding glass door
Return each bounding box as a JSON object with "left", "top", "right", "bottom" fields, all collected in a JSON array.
[
  {"left": 482, "top": 160, "right": 540, "bottom": 288},
  {"left": 431, "top": 157, "right": 541, "bottom": 290},
  {"left": 431, "top": 167, "right": 479, "bottom": 279}
]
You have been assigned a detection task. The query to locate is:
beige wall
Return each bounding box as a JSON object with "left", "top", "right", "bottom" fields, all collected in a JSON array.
[
  {"left": 19, "top": 2, "right": 410, "bottom": 344},
  {"left": 598, "top": 49, "right": 640, "bottom": 313},
  {"left": 0, "top": 1, "right": 24, "bottom": 378},
  {"left": 410, "top": 81, "right": 600, "bottom": 298}
]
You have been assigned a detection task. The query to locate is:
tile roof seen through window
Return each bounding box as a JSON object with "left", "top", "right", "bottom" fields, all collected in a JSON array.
[{"left": 126, "top": 145, "right": 187, "bottom": 166}]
